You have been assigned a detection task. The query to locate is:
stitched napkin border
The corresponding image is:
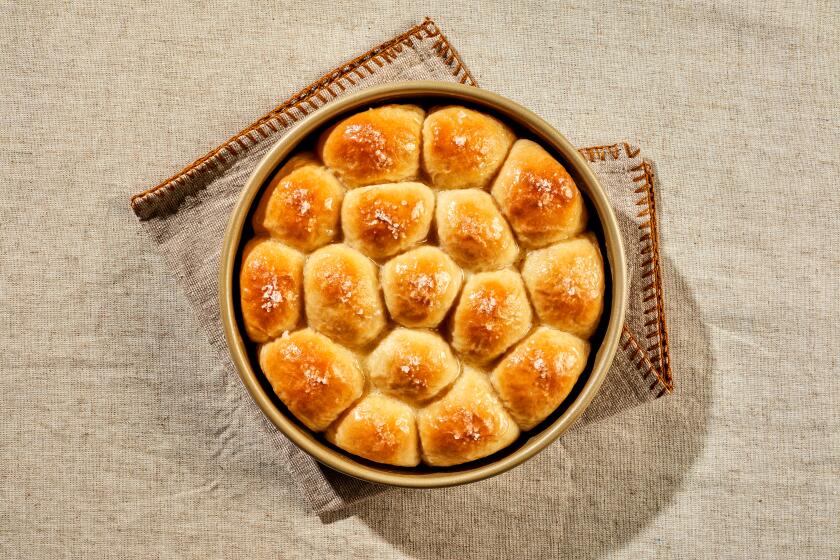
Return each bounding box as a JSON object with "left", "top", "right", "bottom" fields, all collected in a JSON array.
[{"left": 129, "top": 17, "right": 672, "bottom": 516}]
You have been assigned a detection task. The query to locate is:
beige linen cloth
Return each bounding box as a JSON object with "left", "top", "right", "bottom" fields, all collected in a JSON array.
[{"left": 130, "top": 18, "right": 672, "bottom": 516}]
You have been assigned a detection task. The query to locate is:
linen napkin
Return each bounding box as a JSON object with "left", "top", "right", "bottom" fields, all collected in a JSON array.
[{"left": 130, "top": 17, "right": 672, "bottom": 517}]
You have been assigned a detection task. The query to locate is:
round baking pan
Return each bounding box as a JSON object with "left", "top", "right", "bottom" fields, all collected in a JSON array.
[{"left": 220, "top": 81, "right": 627, "bottom": 488}]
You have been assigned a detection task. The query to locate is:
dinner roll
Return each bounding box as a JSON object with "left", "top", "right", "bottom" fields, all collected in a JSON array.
[
  {"left": 436, "top": 189, "right": 519, "bottom": 271},
  {"left": 325, "top": 393, "right": 419, "bottom": 466},
  {"left": 341, "top": 182, "right": 434, "bottom": 260},
  {"left": 417, "top": 368, "right": 520, "bottom": 466},
  {"left": 451, "top": 269, "right": 533, "bottom": 364},
  {"left": 490, "top": 327, "right": 589, "bottom": 430},
  {"left": 318, "top": 104, "right": 424, "bottom": 188},
  {"left": 491, "top": 139, "right": 587, "bottom": 248},
  {"left": 251, "top": 152, "right": 345, "bottom": 252},
  {"left": 367, "top": 328, "right": 460, "bottom": 404},
  {"left": 380, "top": 246, "right": 462, "bottom": 328},
  {"left": 521, "top": 234, "right": 605, "bottom": 338},
  {"left": 259, "top": 329, "right": 364, "bottom": 431},
  {"left": 239, "top": 237, "right": 304, "bottom": 343},
  {"left": 421, "top": 106, "right": 516, "bottom": 189},
  {"left": 303, "top": 244, "right": 386, "bottom": 347}
]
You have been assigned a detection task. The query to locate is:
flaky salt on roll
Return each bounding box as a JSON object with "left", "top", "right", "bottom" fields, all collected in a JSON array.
[
  {"left": 436, "top": 189, "right": 518, "bottom": 272},
  {"left": 521, "top": 234, "right": 605, "bottom": 338},
  {"left": 491, "top": 139, "right": 587, "bottom": 248},
  {"left": 326, "top": 393, "right": 420, "bottom": 467},
  {"left": 259, "top": 329, "right": 364, "bottom": 432},
  {"left": 380, "top": 246, "right": 462, "bottom": 328},
  {"left": 451, "top": 269, "right": 532, "bottom": 364},
  {"left": 303, "top": 244, "right": 386, "bottom": 347},
  {"left": 318, "top": 104, "right": 424, "bottom": 188},
  {"left": 341, "top": 182, "right": 434, "bottom": 260},
  {"left": 367, "top": 328, "right": 460, "bottom": 405},
  {"left": 422, "top": 106, "right": 515, "bottom": 189},
  {"left": 417, "top": 368, "right": 520, "bottom": 466},
  {"left": 239, "top": 237, "right": 304, "bottom": 343},
  {"left": 251, "top": 153, "right": 345, "bottom": 252},
  {"left": 491, "top": 327, "right": 589, "bottom": 430}
]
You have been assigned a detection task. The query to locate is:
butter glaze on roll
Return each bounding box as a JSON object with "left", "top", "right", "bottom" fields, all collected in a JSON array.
[
  {"left": 326, "top": 393, "right": 420, "bottom": 467},
  {"left": 239, "top": 237, "right": 304, "bottom": 343},
  {"left": 417, "top": 368, "right": 520, "bottom": 466},
  {"left": 491, "top": 327, "right": 589, "bottom": 430},
  {"left": 367, "top": 328, "right": 460, "bottom": 405},
  {"left": 318, "top": 104, "right": 424, "bottom": 188},
  {"left": 521, "top": 234, "right": 605, "bottom": 339},
  {"left": 303, "top": 244, "right": 386, "bottom": 347},
  {"left": 341, "top": 182, "right": 435, "bottom": 260},
  {"left": 491, "top": 139, "right": 587, "bottom": 248},
  {"left": 251, "top": 153, "right": 345, "bottom": 252},
  {"left": 380, "top": 246, "right": 462, "bottom": 328},
  {"left": 436, "top": 189, "right": 519, "bottom": 271},
  {"left": 422, "top": 105, "right": 515, "bottom": 189},
  {"left": 259, "top": 329, "right": 364, "bottom": 431},
  {"left": 451, "top": 269, "right": 533, "bottom": 364}
]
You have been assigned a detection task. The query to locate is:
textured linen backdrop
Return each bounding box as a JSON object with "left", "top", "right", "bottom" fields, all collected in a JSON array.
[{"left": 1, "top": 2, "right": 838, "bottom": 558}]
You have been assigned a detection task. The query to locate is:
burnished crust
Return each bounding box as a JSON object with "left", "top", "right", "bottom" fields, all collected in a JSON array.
[
  {"left": 251, "top": 153, "right": 345, "bottom": 252},
  {"left": 326, "top": 393, "right": 419, "bottom": 467},
  {"left": 259, "top": 329, "right": 364, "bottom": 432},
  {"left": 239, "top": 237, "right": 304, "bottom": 343},
  {"left": 367, "top": 328, "right": 460, "bottom": 405},
  {"left": 417, "top": 368, "right": 519, "bottom": 467},
  {"left": 491, "top": 327, "right": 589, "bottom": 430},
  {"left": 451, "top": 270, "right": 533, "bottom": 364},
  {"left": 341, "top": 182, "right": 434, "bottom": 260},
  {"left": 303, "top": 244, "right": 386, "bottom": 348},
  {"left": 436, "top": 189, "right": 518, "bottom": 271},
  {"left": 318, "top": 104, "right": 424, "bottom": 188},
  {"left": 521, "top": 234, "right": 605, "bottom": 339},
  {"left": 380, "top": 246, "right": 462, "bottom": 328},
  {"left": 422, "top": 105, "right": 515, "bottom": 189},
  {"left": 491, "top": 139, "right": 587, "bottom": 248}
]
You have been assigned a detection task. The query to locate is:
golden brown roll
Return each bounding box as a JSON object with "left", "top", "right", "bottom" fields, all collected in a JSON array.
[
  {"left": 259, "top": 329, "right": 364, "bottom": 431},
  {"left": 251, "top": 153, "right": 345, "bottom": 252},
  {"left": 380, "top": 246, "right": 462, "bottom": 328},
  {"left": 417, "top": 368, "right": 519, "bottom": 466},
  {"left": 451, "top": 269, "right": 533, "bottom": 364},
  {"left": 421, "top": 106, "right": 516, "bottom": 189},
  {"left": 239, "top": 237, "right": 304, "bottom": 343},
  {"left": 521, "top": 234, "right": 605, "bottom": 338},
  {"left": 367, "top": 328, "right": 460, "bottom": 404},
  {"left": 491, "top": 139, "right": 587, "bottom": 248},
  {"left": 318, "top": 104, "right": 424, "bottom": 188},
  {"left": 490, "top": 327, "right": 589, "bottom": 430},
  {"left": 325, "top": 393, "right": 419, "bottom": 466},
  {"left": 341, "top": 182, "right": 435, "bottom": 260},
  {"left": 435, "top": 189, "right": 519, "bottom": 271},
  {"left": 303, "top": 244, "right": 386, "bottom": 347}
]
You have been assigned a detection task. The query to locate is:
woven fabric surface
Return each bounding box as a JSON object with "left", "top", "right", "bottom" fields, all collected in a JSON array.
[
  {"left": 128, "top": 19, "right": 671, "bottom": 516},
  {"left": 1, "top": 3, "right": 837, "bottom": 558}
]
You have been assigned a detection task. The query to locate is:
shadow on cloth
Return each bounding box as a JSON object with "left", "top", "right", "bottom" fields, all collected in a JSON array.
[{"left": 326, "top": 257, "right": 712, "bottom": 559}]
